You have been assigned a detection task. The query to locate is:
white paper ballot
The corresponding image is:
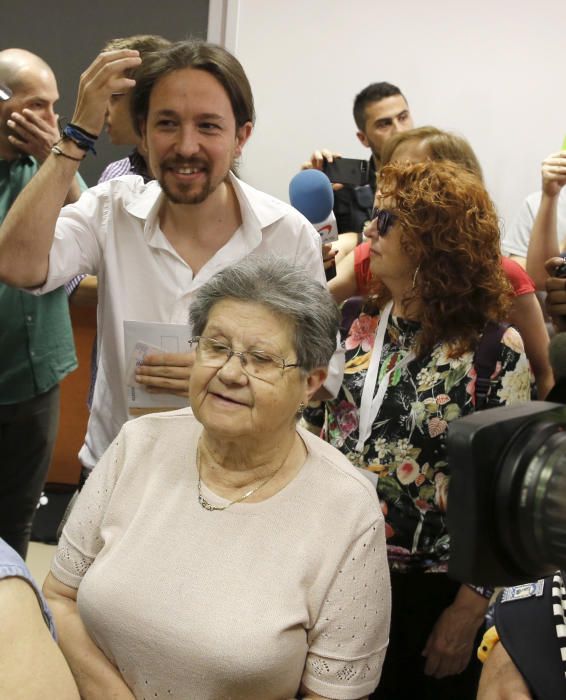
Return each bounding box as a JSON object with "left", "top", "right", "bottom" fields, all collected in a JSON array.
[{"left": 124, "top": 320, "right": 193, "bottom": 415}]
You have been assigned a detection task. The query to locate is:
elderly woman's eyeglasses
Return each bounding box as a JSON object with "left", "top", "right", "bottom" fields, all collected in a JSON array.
[
  {"left": 189, "top": 336, "right": 302, "bottom": 383},
  {"left": 370, "top": 207, "right": 397, "bottom": 236}
]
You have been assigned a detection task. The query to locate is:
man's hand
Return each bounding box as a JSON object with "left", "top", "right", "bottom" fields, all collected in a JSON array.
[
  {"left": 301, "top": 149, "right": 344, "bottom": 191},
  {"left": 135, "top": 351, "right": 195, "bottom": 398},
  {"left": 545, "top": 256, "right": 566, "bottom": 332},
  {"left": 7, "top": 108, "right": 60, "bottom": 163},
  {"left": 71, "top": 49, "right": 141, "bottom": 136},
  {"left": 477, "top": 641, "right": 532, "bottom": 700},
  {"left": 541, "top": 151, "right": 566, "bottom": 198},
  {"left": 422, "top": 586, "right": 487, "bottom": 679}
]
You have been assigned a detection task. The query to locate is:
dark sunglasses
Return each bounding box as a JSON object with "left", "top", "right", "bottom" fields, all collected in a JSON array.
[{"left": 370, "top": 207, "right": 397, "bottom": 236}]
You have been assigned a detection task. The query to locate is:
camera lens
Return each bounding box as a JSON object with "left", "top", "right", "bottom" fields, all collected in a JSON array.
[{"left": 496, "top": 410, "right": 566, "bottom": 579}]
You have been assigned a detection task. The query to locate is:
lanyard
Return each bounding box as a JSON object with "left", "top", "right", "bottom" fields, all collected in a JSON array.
[{"left": 355, "top": 301, "right": 415, "bottom": 452}]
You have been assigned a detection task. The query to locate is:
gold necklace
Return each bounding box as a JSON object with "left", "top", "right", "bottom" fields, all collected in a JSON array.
[{"left": 196, "top": 443, "right": 290, "bottom": 512}]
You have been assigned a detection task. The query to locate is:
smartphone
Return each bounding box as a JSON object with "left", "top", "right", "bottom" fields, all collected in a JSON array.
[
  {"left": 323, "top": 157, "right": 369, "bottom": 187},
  {"left": 325, "top": 260, "right": 337, "bottom": 281}
]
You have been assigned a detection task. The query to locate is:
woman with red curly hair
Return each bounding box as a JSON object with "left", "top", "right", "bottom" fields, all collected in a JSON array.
[
  {"left": 329, "top": 126, "right": 553, "bottom": 399},
  {"left": 317, "top": 160, "right": 532, "bottom": 699}
]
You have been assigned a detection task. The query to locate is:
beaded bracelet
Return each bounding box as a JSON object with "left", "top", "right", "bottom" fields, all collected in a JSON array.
[{"left": 62, "top": 123, "right": 97, "bottom": 155}]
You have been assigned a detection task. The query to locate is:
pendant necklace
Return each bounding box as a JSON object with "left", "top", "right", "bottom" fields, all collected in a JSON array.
[{"left": 196, "top": 442, "right": 289, "bottom": 512}]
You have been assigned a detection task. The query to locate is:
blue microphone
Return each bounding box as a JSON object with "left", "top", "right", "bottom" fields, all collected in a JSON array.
[
  {"left": 289, "top": 169, "right": 335, "bottom": 227},
  {"left": 289, "top": 169, "right": 338, "bottom": 280}
]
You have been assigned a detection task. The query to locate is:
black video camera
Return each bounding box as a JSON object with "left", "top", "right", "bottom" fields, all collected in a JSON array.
[{"left": 447, "top": 402, "right": 566, "bottom": 586}]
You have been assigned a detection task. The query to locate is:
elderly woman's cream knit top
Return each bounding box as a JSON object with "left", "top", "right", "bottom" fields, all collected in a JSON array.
[{"left": 52, "top": 409, "right": 390, "bottom": 699}]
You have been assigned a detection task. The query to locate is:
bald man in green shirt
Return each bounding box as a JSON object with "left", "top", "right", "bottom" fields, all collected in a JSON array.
[{"left": 0, "top": 49, "right": 82, "bottom": 557}]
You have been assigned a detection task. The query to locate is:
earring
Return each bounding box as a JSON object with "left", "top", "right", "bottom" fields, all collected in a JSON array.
[
  {"left": 412, "top": 265, "right": 420, "bottom": 289},
  {"left": 297, "top": 401, "right": 306, "bottom": 417}
]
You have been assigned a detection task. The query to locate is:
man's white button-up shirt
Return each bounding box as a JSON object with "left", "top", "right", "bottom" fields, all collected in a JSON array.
[{"left": 39, "top": 173, "right": 343, "bottom": 469}]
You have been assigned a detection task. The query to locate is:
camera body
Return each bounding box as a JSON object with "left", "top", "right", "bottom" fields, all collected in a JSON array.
[{"left": 447, "top": 401, "right": 566, "bottom": 586}]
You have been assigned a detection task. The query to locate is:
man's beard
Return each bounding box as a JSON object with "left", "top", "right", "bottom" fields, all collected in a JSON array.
[
  {"left": 160, "top": 175, "right": 213, "bottom": 205},
  {"left": 158, "top": 157, "right": 226, "bottom": 205}
]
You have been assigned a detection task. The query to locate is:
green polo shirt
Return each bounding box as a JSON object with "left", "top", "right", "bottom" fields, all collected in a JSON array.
[{"left": 0, "top": 156, "right": 78, "bottom": 404}]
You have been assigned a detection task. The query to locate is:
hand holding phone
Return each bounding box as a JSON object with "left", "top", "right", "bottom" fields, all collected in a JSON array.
[
  {"left": 323, "top": 157, "right": 369, "bottom": 187},
  {"left": 322, "top": 243, "right": 337, "bottom": 281}
]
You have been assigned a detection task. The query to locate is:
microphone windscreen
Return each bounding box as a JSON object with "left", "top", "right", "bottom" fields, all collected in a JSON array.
[
  {"left": 549, "top": 332, "right": 566, "bottom": 382},
  {"left": 289, "top": 170, "right": 334, "bottom": 224}
]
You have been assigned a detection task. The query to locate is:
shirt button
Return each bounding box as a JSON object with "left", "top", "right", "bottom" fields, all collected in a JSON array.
[
  {"left": 30, "top": 350, "right": 35, "bottom": 357},
  {"left": 26, "top": 315, "right": 33, "bottom": 322}
]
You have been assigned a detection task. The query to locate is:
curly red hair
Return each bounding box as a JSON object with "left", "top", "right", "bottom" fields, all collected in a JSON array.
[{"left": 369, "top": 160, "right": 512, "bottom": 357}]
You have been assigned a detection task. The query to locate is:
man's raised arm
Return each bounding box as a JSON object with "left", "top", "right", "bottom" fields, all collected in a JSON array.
[
  {"left": 526, "top": 150, "right": 566, "bottom": 289},
  {"left": 0, "top": 50, "right": 141, "bottom": 288}
]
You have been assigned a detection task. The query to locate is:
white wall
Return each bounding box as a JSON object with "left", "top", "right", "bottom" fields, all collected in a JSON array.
[{"left": 231, "top": 0, "right": 566, "bottom": 234}]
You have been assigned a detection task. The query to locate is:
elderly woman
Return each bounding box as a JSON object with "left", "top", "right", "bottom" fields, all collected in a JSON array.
[
  {"left": 310, "top": 160, "right": 532, "bottom": 699},
  {"left": 43, "top": 257, "right": 390, "bottom": 700},
  {"left": 329, "top": 126, "right": 553, "bottom": 399}
]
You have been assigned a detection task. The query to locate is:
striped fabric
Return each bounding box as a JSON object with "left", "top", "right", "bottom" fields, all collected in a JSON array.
[
  {"left": 64, "top": 274, "right": 85, "bottom": 297},
  {"left": 98, "top": 150, "right": 151, "bottom": 184},
  {"left": 98, "top": 156, "right": 132, "bottom": 182},
  {"left": 552, "top": 571, "right": 566, "bottom": 679}
]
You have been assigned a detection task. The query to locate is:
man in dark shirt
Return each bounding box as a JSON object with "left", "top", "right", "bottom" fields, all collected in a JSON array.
[{"left": 305, "top": 82, "right": 414, "bottom": 235}]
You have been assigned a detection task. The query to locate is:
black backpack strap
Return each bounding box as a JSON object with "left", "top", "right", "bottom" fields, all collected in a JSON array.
[{"left": 473, "top": 321, "right": 508, "bottom": 410}]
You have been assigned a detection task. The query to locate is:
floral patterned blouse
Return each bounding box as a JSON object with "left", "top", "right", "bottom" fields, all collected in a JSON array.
[{"left": 305, "top": 307, "right": 532, "bottom": 575}]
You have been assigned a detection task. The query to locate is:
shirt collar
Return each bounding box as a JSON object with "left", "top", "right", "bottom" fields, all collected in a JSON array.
[
  {"left": 0, "top": 154, "right": 35, "bottom": 169},
  {"left": 228, "top": 171, "right": 286, "bottom": 231},
  {"left": 124, "top": 179, "right": 164, "bottom": 225}
]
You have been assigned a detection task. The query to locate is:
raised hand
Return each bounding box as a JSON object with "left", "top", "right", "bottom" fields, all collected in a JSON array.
[
  {"left": 301, "top": 149, "right": 344, "bottom": 190},
  {"left": 541, "top": 151, "right": 566, "bottom": 198},
  {"left": 71, "top": 50, "right": 141, "bottom": 136}
]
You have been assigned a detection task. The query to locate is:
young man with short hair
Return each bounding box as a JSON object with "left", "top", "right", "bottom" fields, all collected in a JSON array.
[{"left": 305, "top": 81, "right": 414, "bottom": 235}]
